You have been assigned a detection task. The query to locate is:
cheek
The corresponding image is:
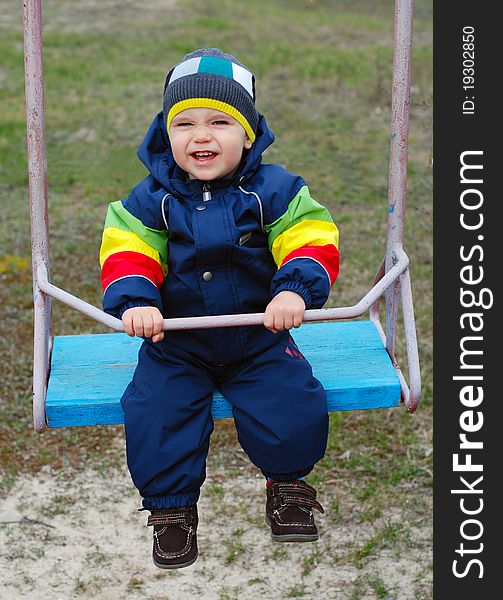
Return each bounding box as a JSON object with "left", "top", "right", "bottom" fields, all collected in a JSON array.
[
  {"left": 170, "top": 138, "right": 187, "bottom": 162},
  {"left": 231, "top": 136, "right": 250, "bottom": 156}
]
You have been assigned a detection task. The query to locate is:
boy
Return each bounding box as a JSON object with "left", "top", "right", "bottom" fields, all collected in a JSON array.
[{"left": 100, "top": 48, "right": 339, "bottom": 569}]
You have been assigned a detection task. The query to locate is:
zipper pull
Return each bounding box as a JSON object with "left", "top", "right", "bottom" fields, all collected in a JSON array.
[{"left": 202, "top": 182, "right": 212, "bottom": 202}]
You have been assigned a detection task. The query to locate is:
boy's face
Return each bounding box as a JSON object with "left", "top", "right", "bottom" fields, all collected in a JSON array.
[{"left": 169, "top": 107, "right": 252, "bottom": 181}]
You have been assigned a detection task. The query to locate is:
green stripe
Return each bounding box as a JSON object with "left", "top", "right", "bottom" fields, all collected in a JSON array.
[
  {"left": 104, "top": 201, "right": 168, "bottom": 268},
  {"left": 265, "top": 186, "right": 334, "bottom": 250}
]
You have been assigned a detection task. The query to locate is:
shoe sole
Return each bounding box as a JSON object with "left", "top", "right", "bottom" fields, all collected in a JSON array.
[
  {"left": 152, "top": 553, "right": 198, "bottom": 570},
  {"left": 265, "top": 516, "right": 319, "bottom": 542}
]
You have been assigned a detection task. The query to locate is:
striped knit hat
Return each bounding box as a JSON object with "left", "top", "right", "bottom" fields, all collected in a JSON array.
[{"left": 163, "top": 48, "right": 258, "bottom": 143}]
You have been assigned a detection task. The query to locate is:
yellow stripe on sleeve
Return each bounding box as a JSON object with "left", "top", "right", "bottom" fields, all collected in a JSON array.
[
  {"left": 270, "top": 219, "right": 339, "bottom": 267},
  {"left": 99, "top": 226, "right": 165, "bottom": 272}
]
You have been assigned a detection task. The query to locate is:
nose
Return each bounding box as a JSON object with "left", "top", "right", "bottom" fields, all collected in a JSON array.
[{"left": 193, "top": 125, "right": 212, "bottom": 143}]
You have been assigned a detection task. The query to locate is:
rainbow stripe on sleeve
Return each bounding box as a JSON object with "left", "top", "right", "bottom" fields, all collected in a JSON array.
[
  {"left": 265, "top": 186, "right": 340, "bottom": 285},
  {"left": 100, "top": 201, "right": 168, "bottom": 293}
]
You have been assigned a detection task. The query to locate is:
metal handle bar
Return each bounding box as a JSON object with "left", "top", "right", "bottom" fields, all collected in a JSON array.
[{"left": 36, "top": 251, "right": 409, "bottom": 331}]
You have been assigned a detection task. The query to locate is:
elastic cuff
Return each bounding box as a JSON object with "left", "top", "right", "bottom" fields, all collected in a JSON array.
[
  {"left": 273, "top": 281, "right": 312, "bottom": 309},
  {"left": 142, "top": 491, "right": 200, "bottom": 510},
  {"left": 261, "top": 466, "right": 313, "bottom": 481},
  {"left": 117, "top": 300, "right": 152, "bottom": 319}
]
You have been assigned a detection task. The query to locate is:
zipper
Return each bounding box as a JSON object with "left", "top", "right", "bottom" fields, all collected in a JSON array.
[{"left": 202, "top": 182, "right": 212, "bottom": 202}]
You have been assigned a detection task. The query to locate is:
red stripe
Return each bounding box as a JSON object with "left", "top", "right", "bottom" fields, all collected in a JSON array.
[
  {"left": 101, "top": 251, "right": 164, "bottom": 292},
  {"left": 280, "top": 244, "right": 340, "bottom": 285}
]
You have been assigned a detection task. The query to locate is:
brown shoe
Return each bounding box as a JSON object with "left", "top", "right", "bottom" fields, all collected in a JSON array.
[
  {"left": 147, "top": 506, "right": 198, "bottom": 569},
  {"left": 266, "top": 480, "right": 324, "bottom": 542}
]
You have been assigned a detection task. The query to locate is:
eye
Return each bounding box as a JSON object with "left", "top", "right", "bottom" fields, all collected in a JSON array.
[
  {"left": 174, "top": 121, "right": 192, "bottom": 127},
  {"left": 213, "top": 120, "right": 230, "bottom": 126}
]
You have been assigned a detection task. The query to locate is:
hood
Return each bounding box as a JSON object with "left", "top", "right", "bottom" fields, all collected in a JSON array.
[{"left": 137, "top": 111, "right": 275, "bottom": 196}]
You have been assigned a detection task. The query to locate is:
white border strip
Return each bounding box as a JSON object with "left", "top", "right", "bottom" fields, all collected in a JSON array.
[
  {"left": 161, "top": 193, "right": 169, "bottom": 231},
  {"left": 169, "top": 57, "right": 201, "bottom": 84},
  {"left": 239, "top": 185, "right": 264, "bottom": 231}
]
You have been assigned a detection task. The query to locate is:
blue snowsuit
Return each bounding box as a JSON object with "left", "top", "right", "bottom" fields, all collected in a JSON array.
[{"left": 100, "top": 112, "right": 340, "bottom": 509}]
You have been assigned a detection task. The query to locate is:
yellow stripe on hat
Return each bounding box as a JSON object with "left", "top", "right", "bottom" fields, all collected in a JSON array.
[
  {"left": 167, "top": 98, "right": 256, "bottom": 143},
  {"left": 270, "top": 219, "right": 339, "bottom": 267}
]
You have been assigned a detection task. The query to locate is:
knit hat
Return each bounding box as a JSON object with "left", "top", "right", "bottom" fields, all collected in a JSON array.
[{"left": 163, "top": 48, "right": 259, "bottom": 143}]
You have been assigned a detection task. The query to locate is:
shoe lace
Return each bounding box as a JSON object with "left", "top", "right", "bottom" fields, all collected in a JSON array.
[
  {"left": 269, "top": 480, "right": 324, "bottom": 514},
  {"left": 144, "top": 507, "right": 197, "bottom": 527}
]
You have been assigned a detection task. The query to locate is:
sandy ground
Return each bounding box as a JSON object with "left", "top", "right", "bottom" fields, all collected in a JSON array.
[{"left": 0, "top": 452, "right": 432, "bottom": 600}]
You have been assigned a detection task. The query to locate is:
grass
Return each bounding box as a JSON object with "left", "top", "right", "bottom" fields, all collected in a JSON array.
[
  {"left": 0, "top": 0, "right": 432, "bottom": 589},
  {"left": 224, "top": 530, "right": 246, "bottom": 564},
  {"left": 43, "top": 493, "right": 77, "bottom": 517},
  {"left": 287, "top": 584, "right": 307, "bottom": 597},
  {"left": 301, "top": 546, "right": 321, "bottom": 576},
  {"left": 352, "top": 520, "right": 404, "bottom": 566},
  {"left": 368, "top": 575, "right": 389, "bottom": 598}
]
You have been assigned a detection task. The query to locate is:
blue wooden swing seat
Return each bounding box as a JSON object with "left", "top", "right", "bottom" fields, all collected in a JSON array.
[{"left": 46, "top": 320, "right": 401, "bottom": 428}]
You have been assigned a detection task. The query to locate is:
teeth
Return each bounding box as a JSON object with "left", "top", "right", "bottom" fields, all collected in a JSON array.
[{"left": 194, "top": 152, "right": 214, "bottom": 157}]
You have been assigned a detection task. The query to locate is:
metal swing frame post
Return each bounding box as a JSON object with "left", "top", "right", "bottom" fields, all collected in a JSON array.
[
  {"left": 369, "top": 0, "right": 421, "bottom": 412},
  {"left": 23, "top": 0, "right": 52, "bottom": 433},
  {"left": 24, "top": 0, "right": 420, "bottom": 433}
]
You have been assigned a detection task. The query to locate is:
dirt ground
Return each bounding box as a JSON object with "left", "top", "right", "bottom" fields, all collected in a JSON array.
[{"left": 0, "top": 443, "right": 432, "bottom": 600}]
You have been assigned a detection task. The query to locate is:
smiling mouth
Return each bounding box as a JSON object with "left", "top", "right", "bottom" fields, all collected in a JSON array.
[{"left": 191, "top": 151, "right": 218, "bottom": 162}]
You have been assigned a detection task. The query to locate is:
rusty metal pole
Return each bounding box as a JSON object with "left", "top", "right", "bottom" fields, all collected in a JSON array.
[
  {"left": 23, "top": 0, "right": 51, "bottom": 432},
  {"left": 385, "top": 0, "right": 413, "bottom": 359}
]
